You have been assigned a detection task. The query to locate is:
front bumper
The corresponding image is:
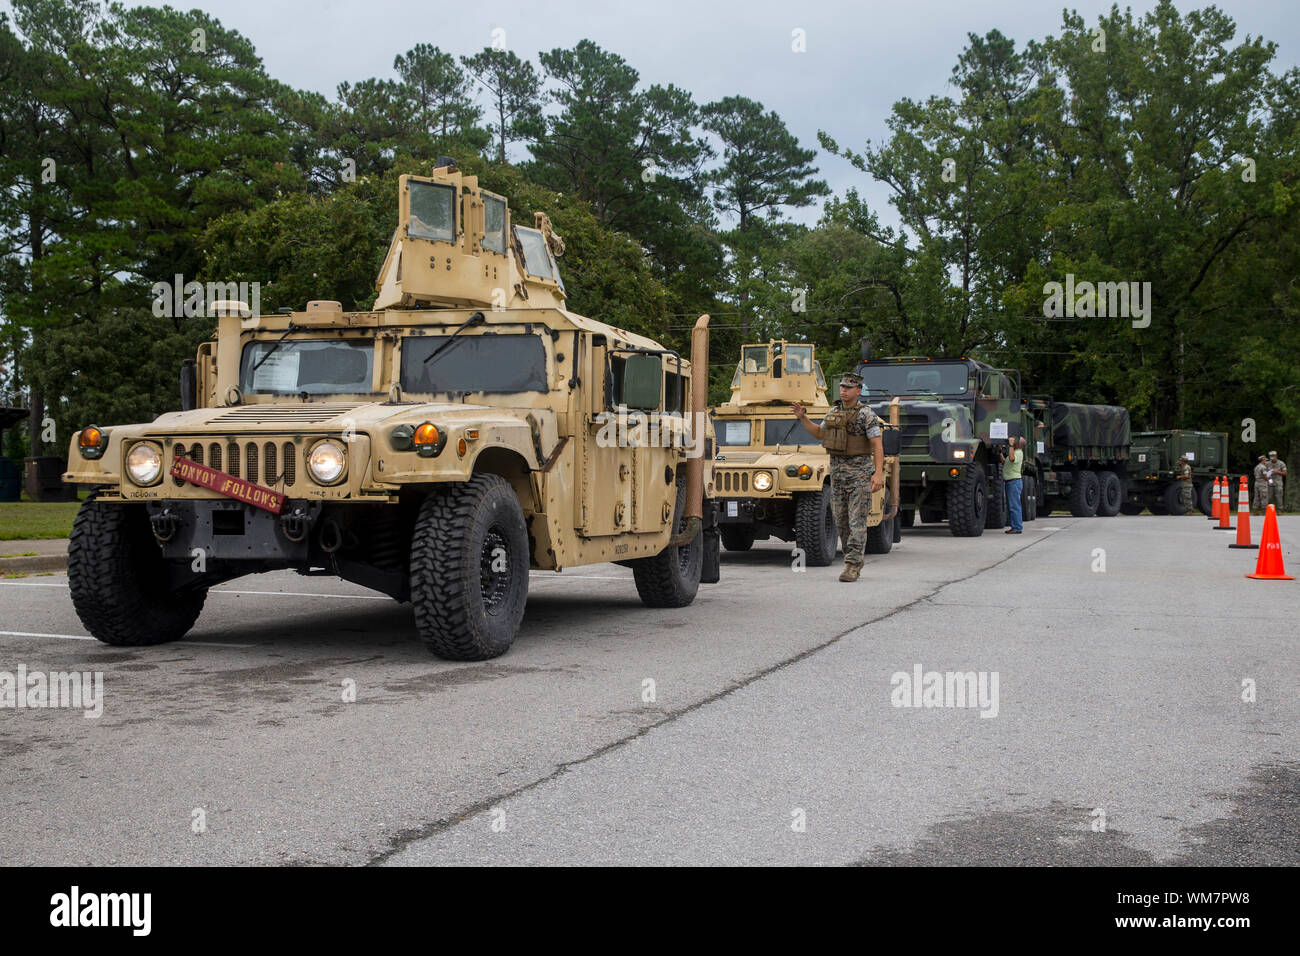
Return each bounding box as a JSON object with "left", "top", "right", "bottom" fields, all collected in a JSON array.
[{"left": 147, "top": 499, "right": 321, "bottom": 562}]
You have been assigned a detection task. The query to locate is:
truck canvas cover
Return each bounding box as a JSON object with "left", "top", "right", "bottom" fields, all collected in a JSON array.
[{"left": 1052, "top": 403, "right": 1130, "bottom": 451}]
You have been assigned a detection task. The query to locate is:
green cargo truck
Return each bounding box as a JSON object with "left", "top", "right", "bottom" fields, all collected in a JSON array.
[
  {"left": 1122, "top": 430, "right": 1226, "bottom": 515},
  {"left": 1023, "top": 398, "right": 1131, "bottom": 517}
]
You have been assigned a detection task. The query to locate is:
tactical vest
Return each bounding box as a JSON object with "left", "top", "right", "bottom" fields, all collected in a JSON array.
[{"left": 822, "top": 404, "right": 871, "bottom": 457}]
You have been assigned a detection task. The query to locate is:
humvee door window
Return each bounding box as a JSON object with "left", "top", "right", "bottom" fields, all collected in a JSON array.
[
  {"left": 401, "top": 333, "right": 547, "bottom": 393},
  {"left": 240, "top": 340, "right": 376, "bottom": 395},
  {"left": 483, "top": 194, "right": 507, "bottom": 254},
  {"left": 764, "top": 418, "right": 821, "bottom": 446},
  {"left": 514, "top": 226, "right": 555, "bottom": 281},
  {"left": 741, "top": 346, "right": 768, "bottom": 373},
  {"left": 716, "top": 420, "right": 752, "bottom": 446},
  {"left": 408, "top": 182, "right": 456, "bottom": 243}
]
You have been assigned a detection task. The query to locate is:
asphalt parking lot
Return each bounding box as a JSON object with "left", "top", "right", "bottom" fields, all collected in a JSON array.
[{"left": 2, "top": 514, "right": 1297, "bottom": 865}]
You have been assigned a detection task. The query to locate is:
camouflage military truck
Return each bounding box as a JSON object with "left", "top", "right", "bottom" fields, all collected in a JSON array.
[
  {"left": 1122, "top": 430, "right": 1225, "bottom": 515},
  {"left": 1023, "top": 399, "right": 1131, "bottom": 517},
  {"left": 63, "top": 160, "right": 720, "bottom": 661},
  {"left": 712, "top": 341, "right": 901, "bottom": 564},
  {"left": 853, "top": 345, "right": 1027, "bottom": 536}
]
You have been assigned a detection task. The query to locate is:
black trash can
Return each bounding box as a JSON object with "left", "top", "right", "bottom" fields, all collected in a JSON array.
[
  {"left": 0, "top": 458, "right": 20, "bottom": 502},
  {"left": 24, "top": 456, "right": 78, "bottom": 502}
]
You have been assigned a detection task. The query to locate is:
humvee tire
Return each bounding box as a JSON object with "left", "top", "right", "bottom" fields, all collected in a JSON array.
[
  {"left": 947, "top": 466, "right": 987, "bottom": 537},
  {"left": 631, "top": 475, "right": 703, "bottom": 608},
  {"left": 899, "top": 509, "right": 915, "bottom": 528},
  {"left": 1119, "top": 501, "right": 1144, "bottom": 516},
  {"left": 865, "top": 489, "right": 894, "bottom": 554},
  {"left": 985, "top": 473, "right": 1007, "bottom": 529},
  {"left": 794, "top": 484, "right": 837, "bottom": 567},
  {"left": 1070, "top": 470, "right": 1100, "bottom": 517},
  {"left": 1097, "top": 470, "right": 1123, "bottom": 516},
  {"left": 1162, "top": 481, "right": 1190, "bottom": 516},
  {"left": 720, "top": 527, "right": 756, "bottom": 552},
  {"left": 68, "top": 499, "right": 207, "bottom": 646},
  {"left": 410, "top": 474, "right": 529, "bottom": 661},
  {"left": 1195, "top": 481, "right": 1214, "bottom": 516}
]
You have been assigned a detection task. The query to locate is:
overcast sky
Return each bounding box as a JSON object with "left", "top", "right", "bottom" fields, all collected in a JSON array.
[{"left": 13, "top": 0, "right": 1300, "bottom": 229}]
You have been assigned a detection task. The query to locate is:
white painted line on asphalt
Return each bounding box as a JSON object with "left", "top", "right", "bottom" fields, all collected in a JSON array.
[
  {"left": 0, "top": 630, "right": 252, "bottom": 648},
  {"left": 214, "top": 589, "right": 391, "bottom": 601},
  {"left": 0, "top": 582, "right": 64, "bottom": 587}
]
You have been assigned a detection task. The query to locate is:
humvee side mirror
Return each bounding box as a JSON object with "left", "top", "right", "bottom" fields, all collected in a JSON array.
[
  {"left": 180, "top": 360, "right": 197, "bottom": 411},
  {"left": 621, "top": 354, "right": 662, "bottom": 411}
]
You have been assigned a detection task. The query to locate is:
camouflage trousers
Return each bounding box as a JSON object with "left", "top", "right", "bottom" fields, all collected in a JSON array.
[
  {"left": 1268, "top": 481, "right": 1285, "bottom": 510},
  {"left": 1254, "top": 482, "right": 1270, "bottom": 511},
  {"left": 830, "top": 455, "right": 876, "bottom": 569},
  {"left": 1178, "top": 481, "right": 1194, "bottom": 511}
]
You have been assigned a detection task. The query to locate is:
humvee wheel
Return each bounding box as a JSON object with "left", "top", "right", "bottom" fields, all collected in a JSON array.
[
  {"left": 68, "top": 499, "right": 206, "bottom": 646},
  {"left": 1097, "top": 471, "right": 1123, "bottom": 516},
  {"left": 865, "top": 488, "right": 894, "bottom": 555},
  {"left": 947, "top": 465, "right": 987, "bottom": 537},
  {"left": 1070, "top": 470, "right": 1100, "bottom": 517},
  {"left": 630, "top": 474, "right": 702, "bottom": 608},
  {"left": 794, "top": 484, "right": 837, "bottom": 567},
  {"left": 985, "top": 473, "right": 1007, "bottom": 529},
  {"left": 720, "top": 526, "right": 756, "bottom": 552},
  {"left": 410, "top": 474, "right": 529, "bottom": 661}
]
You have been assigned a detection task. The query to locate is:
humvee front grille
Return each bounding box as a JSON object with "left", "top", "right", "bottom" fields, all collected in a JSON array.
[
  {"left": 717, "top": 470, "right": 750, "bottom": 493},
  {"left": 171, "top": 440, "right": 300, "bottom": 489}
]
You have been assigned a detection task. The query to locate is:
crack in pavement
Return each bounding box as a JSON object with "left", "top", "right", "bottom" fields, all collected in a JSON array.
[{"left": 367, "top": 526, "right": 1071, "bottom": 866}]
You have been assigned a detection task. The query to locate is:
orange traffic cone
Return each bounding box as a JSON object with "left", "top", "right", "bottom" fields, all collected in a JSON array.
[
  {"left": 1246, "top": 505, "right": 1293, "bottom": 580},
  {"left": 1216, "top": 477, "right": 1234, "bottom": 530},
  {"left": 1229, "top": 477, "right": 1257, "bottom": 549},
  {"left": 1209, "top": 476, "right": 1221, "bottom": 519}
]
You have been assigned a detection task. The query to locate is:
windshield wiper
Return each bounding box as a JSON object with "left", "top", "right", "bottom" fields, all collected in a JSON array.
[
  {"left": 251, "top": 322, "right": 299, "bottom": 374},
  {"left": 769, "top": 420, "right": 802, "bottom": 445},
  {"left": 423, "top": 311, "right": 486, "bottom": 365}
]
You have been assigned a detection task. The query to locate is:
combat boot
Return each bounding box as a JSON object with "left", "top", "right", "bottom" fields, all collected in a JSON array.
[{"left": 839, "top": 565, "right": 860, "bottom": 583}]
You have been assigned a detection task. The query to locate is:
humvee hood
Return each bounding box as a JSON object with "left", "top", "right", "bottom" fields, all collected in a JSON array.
[{"left": 146, "top": 401, "right": 531, "bottom": 434}]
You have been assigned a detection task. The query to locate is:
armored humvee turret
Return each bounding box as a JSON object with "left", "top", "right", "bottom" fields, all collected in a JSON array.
[
  {"left": 712, "top": 341, "right": 901, "bottom": 564},
  {"left": 63, "top": 160, "right": 720, "bottom": 660}
]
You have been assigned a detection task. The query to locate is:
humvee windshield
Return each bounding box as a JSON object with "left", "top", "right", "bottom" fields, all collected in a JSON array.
[
  {"left": 764, "top": 418, "right": 821, "bottom": 446},
  {"left": 240, "top": 340, "right": 376, "bottom": 395},
  {"left": 401, "top": 334, "right": 548, "bottom": 393},
  {"left": 409, "top": 181, "right": 456, "bottom": 242},
  {"left": 862, "top": 362, "right": 971, "bottom": 396},
  {"left": 514, "top": 227, "right": 556, "bottom": 281},
  {"left": 716, "top": 419, "right": 752, "bottom": 446}
]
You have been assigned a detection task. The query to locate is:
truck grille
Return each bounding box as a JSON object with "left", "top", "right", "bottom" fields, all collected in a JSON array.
[
  {"left": 717, "top": 469, "right": 751, "bottom": 493},
  {"left": 172, "top": 440, "right": 299, "bottom": 488}
]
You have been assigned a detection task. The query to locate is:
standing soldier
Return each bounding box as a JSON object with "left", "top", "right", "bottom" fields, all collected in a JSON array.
[
  {"left": 1175, "top": 455, "right": 1194, "bottom": 514},
  {"left": 1266, "top": 450, "right": 1287, "bottom": 511},
  {"left": 1254, "top": 455, "right": 1269, "bottom": 513},
  {"left": 792, "top": 372, "right": 884, "bottom": 582}
]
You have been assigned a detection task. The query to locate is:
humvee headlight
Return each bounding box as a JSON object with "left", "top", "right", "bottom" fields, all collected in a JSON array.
[
  {"left": 753, "top": 471, "right": 773, "bottom": 491},
  {"left": 126, "top": 443, "right": 161, "bottom": 485},
  {"left": 412, "top": 422, "right": 446, "bottom": 458},
  {"left": 308, "top": 440, "right": 347, "bottom": 485},
  {"left": 79, "top": 426, "right": 107, "bottom": 460},
  {"left": 953, "top": 449, "right": 967, "bottom": 459}
]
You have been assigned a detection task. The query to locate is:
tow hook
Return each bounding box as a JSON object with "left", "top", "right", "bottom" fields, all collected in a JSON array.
[
  {"left": 150, "top": 508, "right": 181, "bottom": 542},
  {"left": 280, "top": 506, "right": 314, "bottom": 543}
]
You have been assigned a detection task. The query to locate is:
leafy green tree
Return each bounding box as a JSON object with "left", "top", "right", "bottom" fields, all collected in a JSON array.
[
  {"left": 461, "top": 48, "right": 544, "bottom": 165},
  {"left": 394, "top": 43, "right": 480, "bottom": 140}
]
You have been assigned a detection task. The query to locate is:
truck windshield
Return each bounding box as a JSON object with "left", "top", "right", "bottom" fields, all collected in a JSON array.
[
  {"left": 401, "top": 333, "right": 548, "bottom": 393},
  {"left": 861, "top": 363, "right": 971, "bottom": 396},
  {"left": 240, "top": 340, "right": 375, "bottom": 395},
  {"left": 764, "top": 418, "right": 821, "bottom": 446}
]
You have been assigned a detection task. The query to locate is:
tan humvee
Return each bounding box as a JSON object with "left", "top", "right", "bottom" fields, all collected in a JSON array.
[
  {"left": 711, "top": 341, "right": 901, "bottom": 565},
  {"left": 64, "top": 160, "right": 719, "bottom": 660}
]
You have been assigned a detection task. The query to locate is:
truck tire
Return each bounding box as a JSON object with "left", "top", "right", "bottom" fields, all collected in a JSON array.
[
  {"left": 1162, "top": 481, "right": 1190, "bottom": 516},
  {"left": 720, "top": 526, "right": 755, "bottom": 552},
  {"left": 794, "top": 484, "right": 837, "bottom": 567},
  {"left": 985, "top": 473, "right": 1007, "bottom": 529},
  {"left": 1149, "top": 501, "right": 1170, "bottom": 515},
  {"left": 1023, "top": 476, "right": 1037, "bottom": 521},
  {"left": 68, "top": 499, "right": 206, "bottom": 646},
  {"left": 1097, "top": 470, "right": 1123, "bottom": 516},
  {"left": 1195, "top": 481, "right": 1213, "bottom": 516},
  {"left": 865, "top": 488, "right": 894, "bottom": 554},
  {"left": 1069, "top": 470, "right": 1100, "bottom": 517},
  {"left": 899, "top": 509, "right": 915, "bottom": 528},
  {"left": 411, "top": 474, "right": 529, "bottom": 661},
  {"left": 947, "top": 465, "right": 987, "bottom": 537},
  {"left": 631, "top": 473, "right": 703, "bottom": 608},
  {"left": 1119, "top": 501, "right": 1144, "bottom": 516},
  {"left": 920, "top": 508, "right": 944, "bottom": 524}
]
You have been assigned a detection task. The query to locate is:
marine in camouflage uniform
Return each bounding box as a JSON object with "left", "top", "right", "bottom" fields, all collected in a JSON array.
[
  {"left": 1266, "top": 451, "right": 1287, "bottom": 510},
  {"left": 1253, "top": 456, "right": 1269, "bottom": 512},
  {"left": 792, "top": 372, "right": 884, "bottom": 582},
  {"left": 1175, "top": 456, "right": 1194, "bottom": 513}
]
